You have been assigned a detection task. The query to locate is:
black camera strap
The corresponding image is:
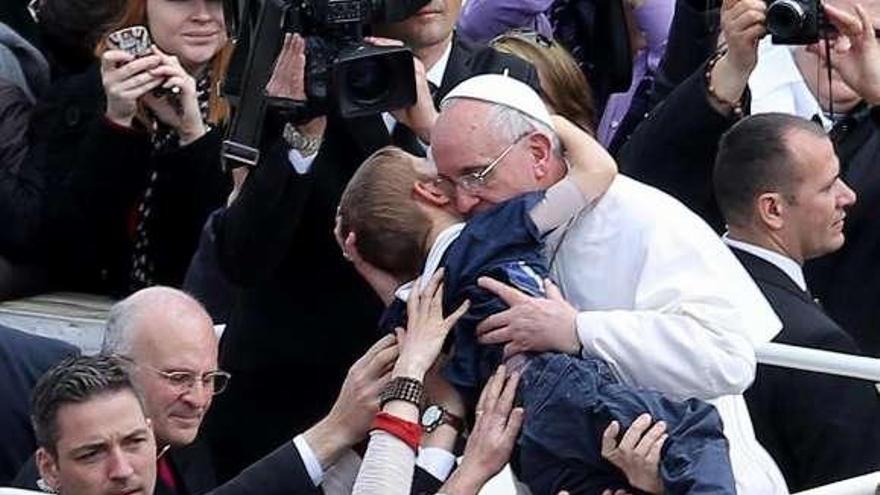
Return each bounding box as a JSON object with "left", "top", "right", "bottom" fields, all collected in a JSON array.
[{"left": 222, "top": 0, "right": 290, "bottom": 170}]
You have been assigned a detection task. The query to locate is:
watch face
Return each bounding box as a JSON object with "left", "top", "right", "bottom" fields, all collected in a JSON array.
[{"left": 421, "top": 405, "right": 442, "bottom": 427}]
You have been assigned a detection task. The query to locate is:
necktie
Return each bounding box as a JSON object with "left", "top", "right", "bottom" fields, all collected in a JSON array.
[{"left": 157, "top": 456, "right": 179, "bottom": 495}]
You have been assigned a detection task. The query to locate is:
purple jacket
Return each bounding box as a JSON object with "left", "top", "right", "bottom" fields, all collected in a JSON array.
[{"left": 457, "top": 0, "right": 554, "bottom": 43}]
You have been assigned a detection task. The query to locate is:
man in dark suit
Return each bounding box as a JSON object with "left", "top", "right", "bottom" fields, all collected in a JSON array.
[
  {"left": 29, "top": 355, "right": 322, "bottom": 495},
  {"left": 208, "top": 0, "right": 539, "bottom": 481},
  {"left": 713, "top": 112, "right": 880, "bottom": 491},
  {"left": 24, "top": 297, "right": 410, "bottom": 495},
  {"left": 12, "top": 288, "right": 219, "bottom": 495},
  {"left": 0, "top": 324, "right": 77, "bottom": 484}
]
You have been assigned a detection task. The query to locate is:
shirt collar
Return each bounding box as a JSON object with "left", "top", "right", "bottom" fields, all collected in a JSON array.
[
  {"left": 394, "top": 222, "right": 465, "bottom": 301},
  {"left": 723, "top": 235, "right": 808, "bottom": 291},
  {"left": 426, "top": 40, "right": 453, "bottom": 89}
]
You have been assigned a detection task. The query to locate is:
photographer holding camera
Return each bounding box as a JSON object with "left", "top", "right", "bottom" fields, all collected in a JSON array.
[
  {"left": 205, "top": 0, "right": 539, "bottom": 483},
  {"left": 747, "top": 0, "right": 880, "bottom": 362}
]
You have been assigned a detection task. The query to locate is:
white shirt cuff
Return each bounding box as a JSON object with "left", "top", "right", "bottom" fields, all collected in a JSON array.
[
  {"left": 287, "top": 148, "right": 317, "bottom": 175},
  {"left": 293, "top": 434, "right": 324, "bottom": 486},
  {"left": 416, "top": 447, "right": 457, "bottom": 481}
]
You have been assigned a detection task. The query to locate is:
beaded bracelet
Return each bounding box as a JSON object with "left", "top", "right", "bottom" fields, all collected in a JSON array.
[
  {"left": 370, "top": 412, "right": 422, "bottom": 452},
  {"left": 380, "top": 376, "right": 425, "bottom": 409},
  {"left": 704, "top": 49, "right": 745, "bottom": 119}
]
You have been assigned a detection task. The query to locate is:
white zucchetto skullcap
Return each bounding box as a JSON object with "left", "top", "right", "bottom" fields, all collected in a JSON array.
[{"left": 441, "top": 73, "right": 555, "bottom": 131}]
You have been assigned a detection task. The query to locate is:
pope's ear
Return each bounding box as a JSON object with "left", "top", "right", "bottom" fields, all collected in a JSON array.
[{"left": 527, "top": 133, "right": 554, "bottom": 179}]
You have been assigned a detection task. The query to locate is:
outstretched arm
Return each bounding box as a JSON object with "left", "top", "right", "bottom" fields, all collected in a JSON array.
[{"left": 530, "top": 116, "right": 618, "bottom": 234}]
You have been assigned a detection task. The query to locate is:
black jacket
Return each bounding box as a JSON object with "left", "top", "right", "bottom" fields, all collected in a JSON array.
[
  {"left": 0, "top": 325, "right": 78, "bottom": 484},
  {"left": 732, "top": 247, "right": 880, "bottom": 492},
  {"left": 24, "top": 66, "right": 229, "bottom": 296},
  {"left": 805, "top": 108, "right": 880, "bottom": 355},
  {"left": 618, "top": 60, "right": 740, "bottom": 231},
  {"left": 207, "top": 33, "right": 538, "bottom": 481}
]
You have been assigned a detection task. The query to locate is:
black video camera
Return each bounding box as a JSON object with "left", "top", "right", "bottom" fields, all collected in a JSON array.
[
  {"left": 764, "top": 0, "right": 830, "bottom": 44},
  {"left": 283, "top": 0, "right": 429, "bottom": 117},
  {"left": 221, "top": 0, "right": 428, "bottom": 168}
]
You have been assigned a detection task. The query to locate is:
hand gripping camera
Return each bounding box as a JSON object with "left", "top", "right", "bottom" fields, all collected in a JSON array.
[{"left": 221, "top": 0, "right": 429, "bottom": 168}]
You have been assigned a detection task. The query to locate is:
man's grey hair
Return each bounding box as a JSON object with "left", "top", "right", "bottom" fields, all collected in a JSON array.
[
  {"left": 101, "top": 286, "right": 207, "bottom": 356},
  {"left": 101, "top": 296, "right": 140, "bottom": 356},
  {"left": 441, "top": 98, "right": 562, "bottom": 156}
]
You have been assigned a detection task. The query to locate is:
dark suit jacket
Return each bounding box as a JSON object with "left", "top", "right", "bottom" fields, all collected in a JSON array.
[
  {"left": 207, "top": 33, "right": 538, "bottom": 481},
  {"left": 732, "top": 247, "right": 880, "bottom": 492},
  {"left": 805, "top": 108, "right": 880, "bottom": 355},
  {"left": 207, "top": 442, "right": 443, "bottom": 495},
  {"left": 13, "top": 440, "right": 217, "bottom": 495},
  {"left": 0, "top": 325, "right": 77, "bottom": 484},
  {"left": 617, "top": 60, "right": 739, "bottom": 232}
]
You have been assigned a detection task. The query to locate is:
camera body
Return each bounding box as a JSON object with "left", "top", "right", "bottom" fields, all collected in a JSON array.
[
  {"left": 764, "top": 0, "right": 824, "bottom": 44},
  {"left": 221, "top": 0, "right": 428, "bottom": 168},
  {"left": 284, "top": 0, "right": 424, "bottom": 118}
]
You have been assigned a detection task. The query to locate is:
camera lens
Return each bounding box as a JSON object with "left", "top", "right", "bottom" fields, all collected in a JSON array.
[
  {"left": 345, "top": 57, "right": 391, "bottom": 105},
  {"left": 767, "top": 0, "right": 806, "bottom": 39}
]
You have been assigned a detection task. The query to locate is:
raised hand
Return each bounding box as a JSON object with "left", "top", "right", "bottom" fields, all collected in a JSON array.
[
  {"left": 393, "top": 269, "right": 469, "bottom": 380},
  {"left": 439, "top": 366, "right": 524, "bottom": 495},
  {"left": 266, "top": 32, "right": 327, "bottom": 140},
  {"left": 142, "top": 46, "right": 206, "bottom": 144},
  {"left": 101, "top": 49, "right": 164, "bottom": 127},
  {"left": 809, "top": 2, "right": 880, "bottom": 105},
  {"left": 303, "top": 334, "right": 399, "bottom": 468},
  {"left": 601, "top": 414, "right": 667, "bottom": 494}
]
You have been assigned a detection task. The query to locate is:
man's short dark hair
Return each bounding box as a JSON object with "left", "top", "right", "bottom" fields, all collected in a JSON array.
[
  {"left": 713, "top": 112, "right": 827, "bottom": 227},
  {"left": 31, "top": 355, "right": 137, "bottom": 454}
]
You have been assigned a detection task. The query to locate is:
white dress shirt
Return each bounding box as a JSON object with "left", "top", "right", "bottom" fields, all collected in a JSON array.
[
  {"left": 293, "top": 434, "right": 457, "bottom": 487},
  {"left": 749, "top": 39, "right": 833, "bottom": 130},
  {"left": 547, "top": 175, "right": 788, "bottom": 494}
]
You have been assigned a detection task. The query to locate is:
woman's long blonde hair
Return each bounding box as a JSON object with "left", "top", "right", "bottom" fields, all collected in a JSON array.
[
  {"left": 96, "top": 0, "right": 233, "bottom": 127},
  {"left": 491, "top": 32, "right": 597, "bottom": 135}
]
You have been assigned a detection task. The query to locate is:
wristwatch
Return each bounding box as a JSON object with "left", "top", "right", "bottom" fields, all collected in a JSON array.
[
  {"left": 282, "top": 122, "right": 322, "bottom": 156},
  {"left": 420, "top": 404, "right": 465, "bottom": 434}
]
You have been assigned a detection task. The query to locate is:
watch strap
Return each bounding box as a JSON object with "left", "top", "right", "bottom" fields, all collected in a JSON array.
[{"left": 282, "top": 122, "right": 322, "bottom": 156}]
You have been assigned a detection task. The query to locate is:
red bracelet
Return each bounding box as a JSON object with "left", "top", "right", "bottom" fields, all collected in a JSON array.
[{"left": 370, "top": 412, "right": 422, "bottom": 452}]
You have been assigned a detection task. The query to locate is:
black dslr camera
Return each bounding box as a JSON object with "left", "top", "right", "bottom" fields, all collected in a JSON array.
[
  {"left": 221, "top": 0, "right": 428, "bottom": 168},
  {"left": 764, "top": 0, "right": 829, "bottom": 44}
]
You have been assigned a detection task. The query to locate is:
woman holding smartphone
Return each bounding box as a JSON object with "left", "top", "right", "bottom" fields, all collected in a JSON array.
[{"left": 31, "top": 0, "right": 232, "bottom": 296}]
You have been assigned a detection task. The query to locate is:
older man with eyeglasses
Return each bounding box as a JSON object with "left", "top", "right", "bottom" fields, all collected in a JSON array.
[{"left": 12, "top": 287, "right": 224, "bottom": 495}]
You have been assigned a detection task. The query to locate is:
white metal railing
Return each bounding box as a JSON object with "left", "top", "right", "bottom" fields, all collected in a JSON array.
[
  {"left": 756, "top": 342, "right": 880, "bottom": 382},
  {"left": 758, "top": 342, "right": 880, "bottom": 494}
]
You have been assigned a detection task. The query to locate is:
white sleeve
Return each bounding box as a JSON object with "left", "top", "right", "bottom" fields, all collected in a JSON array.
[
  {"left": 322, "top": 450, "right": 362, "bottom": 495},
  {"left": 352, "top": 431, "right": 415, "bottom": 495},
  {"left": 416, "top": 447, "right": 456, "bottom": 481},
  {"left": 287, "top": 148, "right": 318, "bottom": 175},
  {"left": 293, "top": 434, "right": 324, "bottom": 486},
  {"left": 577, "top": 309, "right": 758, "bottom": 401},
  {"left": 560, "top": 191, "right": 781, "bottom": 401}
]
